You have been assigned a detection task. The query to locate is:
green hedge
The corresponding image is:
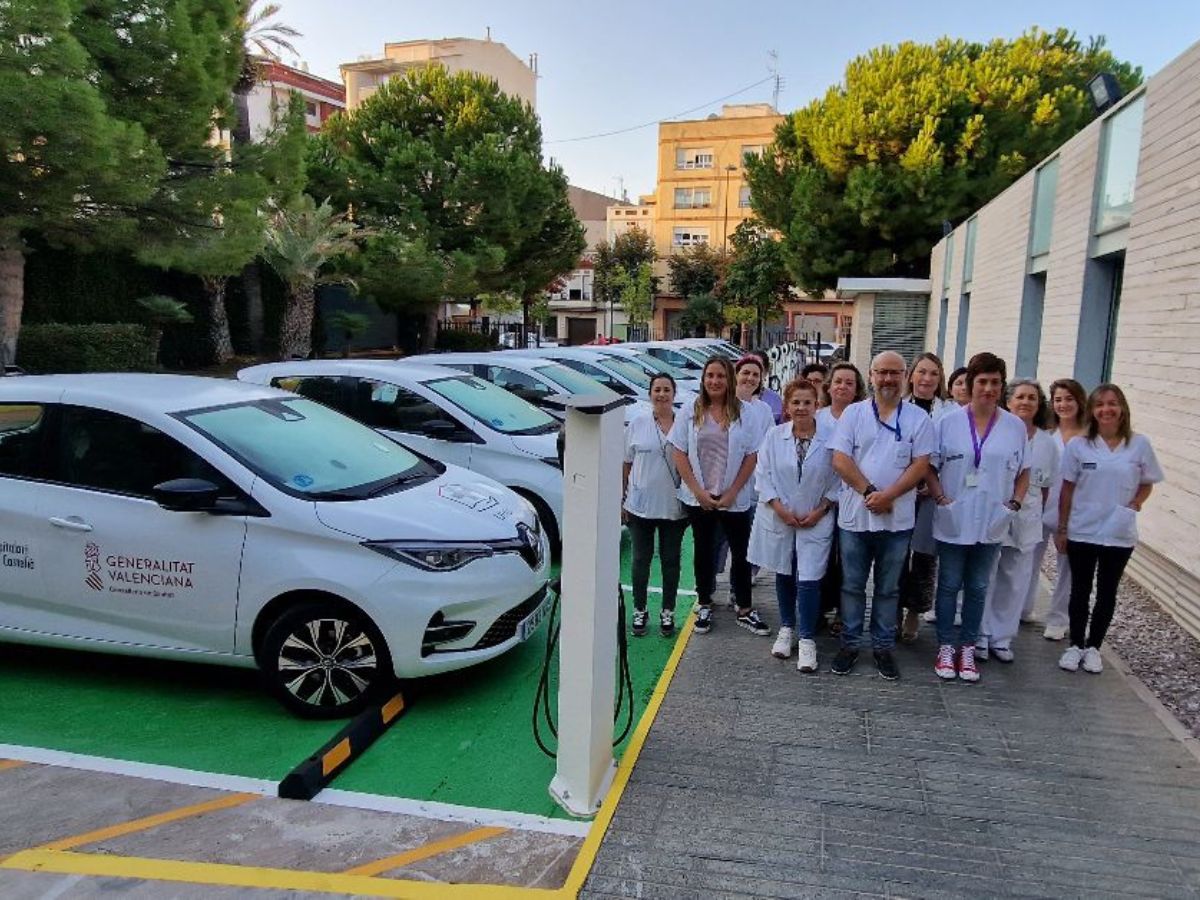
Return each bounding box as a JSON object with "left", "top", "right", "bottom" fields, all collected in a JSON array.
[
  {"left": 16, "top": 323, "right": 153, "bottom": 374},
  {"left": 434, "top": 328, "right": 499, "bottom": 351}
]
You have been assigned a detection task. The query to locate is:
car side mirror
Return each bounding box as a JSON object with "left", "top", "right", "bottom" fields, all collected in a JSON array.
[{"left": 153, "top": 478, "right": 221, "bottom": 512}]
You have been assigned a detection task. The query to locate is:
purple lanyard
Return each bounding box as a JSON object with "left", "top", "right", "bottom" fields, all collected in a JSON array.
[{"left": 966, "top": 407, "right": 998, "bottom": 469}]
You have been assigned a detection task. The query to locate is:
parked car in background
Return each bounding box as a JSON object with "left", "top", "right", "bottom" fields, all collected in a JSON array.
[
  {"left": 0, "top": 375, "right": 550, "bottom": 718},
  {"left": 675, "top": 337, "right": 744, "bottom": 360},
  {"left": 508, "top": 347, "right": 698, "bottom": 408},
  {"left": 624, "top": 341, "right": 708, "bottom": 373},
  {"left": 576, "top": 345, "right": 702, "bottom": 393},
  {"left": 239, "top": 361, "right": 565, "bottom": 549}
]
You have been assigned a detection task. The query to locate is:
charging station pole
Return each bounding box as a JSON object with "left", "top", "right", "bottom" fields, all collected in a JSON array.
[{"left": 549, "top": 394, "right": 626, "bottom": 818}]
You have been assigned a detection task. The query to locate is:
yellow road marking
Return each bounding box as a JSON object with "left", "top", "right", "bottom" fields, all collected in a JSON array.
[
  {"left": 0, "top": 850, "right": 558, "bottom": 899},
  {"left": 0, "top": 760, "right": 28, "bottom": 772},
  {"left": 560, "top": 605, "right": 697, "bottom": 896},
  {"left": 322, "top": 738, "right": 352, "bottom": 776},
  {"left": 344, "top": 826, "right": 508, "bottom": 877},
  {"left": 381, "top": 692, "right": 406, "bottom": 724},
  {"left": 36, "top": 793, "right": 258, "bottom": 852}
]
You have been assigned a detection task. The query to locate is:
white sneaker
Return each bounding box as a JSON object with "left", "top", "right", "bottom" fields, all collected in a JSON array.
[
  {"left": 797, "top": 639, "right": 818, "bottom": 673},
  {"left": 974, "top": 642, "right": 989, "bottom": 661},
  {"left": 1059, "top": 646, "right": 1084, "bottom": 672},
  {"left": 992, "top": 646, "right": 1014, "bottom": 663},
  {"left": 1082, "top": 647, "right": 1103, "bottom": 674},
  {"left": 771, "top": 626, "right": 795, "bottom": 659},
  {"left": 1043, "top": 624, "right": 1068, "bottom": 641},
  {"left": 921, "top": 609, "right": 937, "bottom": 623}
]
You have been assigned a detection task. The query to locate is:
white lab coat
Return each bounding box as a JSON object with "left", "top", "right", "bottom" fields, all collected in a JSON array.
[
  {"left": 1061, "top": 433, "right": 1163, "bottom": 548},
  {"left": 747, "top": 422, "right": 840, "bottom": 579},
  {"left": 1001, "top": 428, "right": 1059, "bottom": 551},
  {"left": 667, "top": 397, "right": 761, "bottom": 513}
]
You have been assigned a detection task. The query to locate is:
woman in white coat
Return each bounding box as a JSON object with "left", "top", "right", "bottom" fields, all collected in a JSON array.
[
  {"left": 669, "top": 356, "right": 769, "bottom": 637},
  {"left": 1036, "top": 378, "right": 1088, "bottom": 640},
  {"left": 978, "top": 379, "right": 1058, "bottom": 662},
  {"left": 749, "top": 380, "right": 839, "bottom": 672}
]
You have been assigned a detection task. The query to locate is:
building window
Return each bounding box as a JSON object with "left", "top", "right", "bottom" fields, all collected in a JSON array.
[
  {"left": 304, "top": 100, "right": 319, "bottom": 117},
  {"left": 1015, "top": 273, "right": 1047, "bottom": 377},
  {"left": 936, "top": 295, "right": 949, "bottom": 359},
  {"left": 1075, "top": 254, "right": 1125, "bottom": 387},
  {"left": 1094, "top": 95, "right": 1145, "bottom": 235},
  {"left": 673, "top": 187, "right": 712, "bottom": 209},
  {"left": 673, "top": 228, "right": 709, "bottom": 248},
  {"left": 568, "top": 288, "right": 582, "bottom": 300},
  {"left": 962, "top": 218, "right": 977, "bottom": 285},
  {"left": 1029, "top": 157, "right": 1059, "bottom": 262},
  {"left": 675, "top": 148, "right": 714, "bottom": 169},
  {"left": 954, "top": 293, "right": 970, "bottom": 368},
  {"left": 740, "top": 144, "right": 764, "bottom": 160},
  {"left": 738, "top": 186, "right": 751, "bottom": 208},
  {"left": 941, "top": 235, "right": 954, "bottom": 297}
]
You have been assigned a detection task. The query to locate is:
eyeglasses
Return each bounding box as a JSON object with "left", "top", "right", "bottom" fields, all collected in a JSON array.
[{"left": 871, "top": 369, "right": 904, "bottom": 377}]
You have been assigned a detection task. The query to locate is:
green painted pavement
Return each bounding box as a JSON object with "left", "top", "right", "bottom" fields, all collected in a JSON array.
[{"left": 0, "top": 532, "right": 695, "bottom": 818}]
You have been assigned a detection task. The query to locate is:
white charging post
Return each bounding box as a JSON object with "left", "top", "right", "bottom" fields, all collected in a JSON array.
[{"left": 548, "top": 393, "right": 626, "bottom": 818}]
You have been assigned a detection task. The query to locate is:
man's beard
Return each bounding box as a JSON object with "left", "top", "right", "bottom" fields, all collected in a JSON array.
[{"left": 876, "top": 384, "right": 899, "bottom": 402}]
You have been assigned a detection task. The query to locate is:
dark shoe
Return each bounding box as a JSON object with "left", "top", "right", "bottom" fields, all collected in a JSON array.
[
  {"left": 693, "top": 606, "right": 714, "bottom": 634},
  {"left": 831, "top": 648, "right": 858, "bottom": 675},
  {"left": 874, "top": 650, "right": 900, "bottom": 681},
  {"left": 631, "top": 610, "right": 648, "bottom": 637},
  {"left": 736, "top": 608, "right": 771, "bottom": 636},
  {"left": 660, "top": 610, "right": 675, "bottom": 637}
]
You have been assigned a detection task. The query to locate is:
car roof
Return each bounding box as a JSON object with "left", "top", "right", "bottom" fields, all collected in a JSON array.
[
  {"left": 0, "top": 373, "right": 286, "bottom": 413},
  {"left": 240, "top": 360, "right": 465, "bottom": 384},
  {"left": 399, "top": 352, "right": 557, "bottom": 371}
]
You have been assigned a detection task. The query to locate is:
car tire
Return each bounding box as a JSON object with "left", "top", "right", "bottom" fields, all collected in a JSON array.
[{"left": 258, "top": 601, "right": 394, "bottom": 719}]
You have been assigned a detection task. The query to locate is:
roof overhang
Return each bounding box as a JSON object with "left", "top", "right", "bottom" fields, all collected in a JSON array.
[{"left": 835, "top": 277, "right": 931, "bottom": 298}]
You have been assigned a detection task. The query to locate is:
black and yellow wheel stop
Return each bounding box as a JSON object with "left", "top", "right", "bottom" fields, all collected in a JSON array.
[{"left": 278, "top": 692, "right": 407, "bottom": 800}]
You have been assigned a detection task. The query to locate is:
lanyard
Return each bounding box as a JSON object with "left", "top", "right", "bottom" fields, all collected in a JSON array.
[
  {"left": 967, "top": 407, "right": 998, "bottom": 469},
  {"left": 872, "top": 398, "right": 902, "bottom": 442}
]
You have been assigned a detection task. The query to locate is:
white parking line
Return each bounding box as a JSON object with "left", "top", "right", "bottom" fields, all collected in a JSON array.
[{"left": 0, "top": 743, "right": 590, "bottom": 836}]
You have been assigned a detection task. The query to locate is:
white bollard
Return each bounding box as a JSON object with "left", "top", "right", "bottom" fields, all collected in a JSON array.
[{"left": 548, "top": 394, "right": 625, "bottom": 818}]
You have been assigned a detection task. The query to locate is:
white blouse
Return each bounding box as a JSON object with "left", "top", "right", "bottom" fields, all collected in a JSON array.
[
  {"left": 667, "top": 398, "right": 760, "bottom": 512},
  {"left": 1061, "top": 433, "right": 1163, "bottom": 548},
  {"left": 623, "top": 411, "right": 685, "bottom": 521}
]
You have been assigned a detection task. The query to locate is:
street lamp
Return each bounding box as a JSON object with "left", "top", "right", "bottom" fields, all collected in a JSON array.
[{"left": 722, "top": 163, "right": 738, "bottom": 250}]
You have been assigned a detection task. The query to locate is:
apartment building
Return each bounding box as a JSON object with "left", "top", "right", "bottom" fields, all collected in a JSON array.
[
  {"left": 340, "top": 37, "right": 537, "bottom": 110},
  {"left": 241, "top": 57, "right": 345, "bottom": 139},
  {"left": 606, "top": 197, "right": 655, "bottom": 243},
  {"left": 652, "top": 104, "right": 784, "bottom": 264},
  {"left": 927, "top": 39, "right": 1200, "bottom": 638},
  {"left": 547, "top": 187, "right": 628, "bottom": 345}
]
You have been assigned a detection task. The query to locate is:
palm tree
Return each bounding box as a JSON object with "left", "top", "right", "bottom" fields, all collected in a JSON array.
[
  {"left": 327, "top": 311, "right": 371, "bottom": 357},
  {"left": 135, "top": 295, "right": 194, "bottom": 367},
  {"left": 262, "top": 196, "right": 362, "bottom": 359},
  {"left": 234, "top": 1, "right": 302, "bottom": 144}
]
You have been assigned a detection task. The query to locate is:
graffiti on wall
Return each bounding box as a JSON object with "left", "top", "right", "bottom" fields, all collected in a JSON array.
[{"left": 765, "top": 341, "right": 807, "bottom": 393}]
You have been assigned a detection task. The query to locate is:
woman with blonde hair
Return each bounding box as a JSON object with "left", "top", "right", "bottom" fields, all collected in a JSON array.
[
  {"left": 669, "top": 356, "right": 770, "bottom": 636},
  {"left": 1038, "top": 378, "right": 1089, "bottom": 640},
  {"left": 1056, "top": 385, "right": 1163, "bottom": 674}
]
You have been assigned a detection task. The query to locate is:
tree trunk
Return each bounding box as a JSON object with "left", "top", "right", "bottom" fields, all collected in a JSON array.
[
  {"left": 203, "top": 276, "right": 234, "bottom": 366},
  {"left": 242, "top": 261, "right": 264, "bottom": 353},
  {"left": 279, "top": 280, "right": 315, "bottom": 359},
  {"left": 0, "top": 238, "right": 26, "bottom": 370},
  {"left": 422, "top": 304, "right": 439, "bottom": 351},
  {"left": 148, "top": 326, "right": 163, "bottom": 370}
]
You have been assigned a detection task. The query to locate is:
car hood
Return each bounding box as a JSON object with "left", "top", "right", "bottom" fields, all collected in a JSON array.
[
  {"left": 313, "top": 469, "right": 535, "bottom": 541},
  {"left": 507, "top": 430, "right": 559, "bottom": 458}
]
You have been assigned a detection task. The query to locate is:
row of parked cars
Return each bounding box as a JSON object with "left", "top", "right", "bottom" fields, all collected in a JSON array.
[{"left": 0, "top": 338, "right": 741, "bottom": 718}]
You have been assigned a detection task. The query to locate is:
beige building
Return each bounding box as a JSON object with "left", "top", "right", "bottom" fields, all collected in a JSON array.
[
  {"left": 547, "top": 187, "right": 628, "bottom": 345},
  {"left": 606, "top": 196, "right": 655, "bottom": 243},
  {"left": 341, "top": 37, "right": 537, "bottom": 110},
  {"left": 652, "top": 103, "right": 784, "bottom": 273},
  {"left": 927, "top": 39, "right": 1200, "bottom": 638}
]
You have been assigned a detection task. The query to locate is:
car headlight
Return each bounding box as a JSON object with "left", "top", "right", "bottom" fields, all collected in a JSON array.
[
  {"left": 515, "top": 496, "right": 540, "bottom": 532},
  {"left": 363, "top": 541, "right": 494, "bottom": 572}
]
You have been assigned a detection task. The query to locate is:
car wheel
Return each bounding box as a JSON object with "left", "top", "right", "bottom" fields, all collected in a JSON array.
[{"left": 258, "top": 601, "right": 393, "bottom": 719}]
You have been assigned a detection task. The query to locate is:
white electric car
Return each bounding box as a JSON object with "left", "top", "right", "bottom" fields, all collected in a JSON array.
[
  {"left": 508, "top": 347, "right": 697, "bottom": 408},
  {"left": 578, "top": 345, "right": 701, "bottom": 393},
  {"left": 0, "top": 375, "right": 551, "bottom": 718},
  {"left": 239, "top": 361, "right": 565, "bottom": 549}
]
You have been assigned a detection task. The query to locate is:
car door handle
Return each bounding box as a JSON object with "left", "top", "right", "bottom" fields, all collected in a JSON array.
[{"left": 49, "top": 516, "right": 94, "bottom": 533}]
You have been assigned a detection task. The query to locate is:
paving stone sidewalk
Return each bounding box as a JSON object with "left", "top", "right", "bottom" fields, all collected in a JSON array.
[{"left": 582, "top": 583, "right": 1200, "bottom": 900}]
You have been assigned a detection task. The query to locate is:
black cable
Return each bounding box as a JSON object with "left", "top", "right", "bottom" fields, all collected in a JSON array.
[
  {"left": 611, "top": 585, "right": 636, "bottom": 747},
  {"left": 531, "top": 578, "right": 561, "bottom": 758}
]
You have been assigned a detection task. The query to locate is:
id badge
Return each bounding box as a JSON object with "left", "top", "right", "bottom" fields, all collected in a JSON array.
[
  {"left": 894, "top": 444, "right": 911, "bottom": 466},
  {"left": 965, "top": 472, "right": 980, "bottom": 489}
]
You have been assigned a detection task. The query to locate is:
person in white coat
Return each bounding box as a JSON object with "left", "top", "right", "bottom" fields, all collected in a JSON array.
[
  {"left": 978, "top": 379, "right": 1058, "bottom": 662},
  {"left": 748, "top": 380, "right": 839, "bottom": 672},
  {"left": 1036, "top": 378, "right": 1088, "bottom": 640},
  {"left": 623, "top": 373, "right": 688, "bottom": 638},
  {"left": 926, "top": 353, "right": 1030, "bottom": 683},
  {"left": 669, "top": 356, "right": 769, "bottom": 636},
  {"left": 1056, "top": 384, "right": 1163, "bottom": 674}
]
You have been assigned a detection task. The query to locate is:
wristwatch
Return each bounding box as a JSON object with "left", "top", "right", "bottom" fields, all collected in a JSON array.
[
  {"left": 1006, "top": 499, "right": 1022, "bottom": 511},
  {"left": 862, "top": 483, "right": 879, "bottom": 497}
]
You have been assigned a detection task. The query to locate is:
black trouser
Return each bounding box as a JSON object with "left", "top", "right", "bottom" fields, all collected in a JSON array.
[
  {"left": 899, "top": 550, "right": 937, "bottom": 614},
  {"left": 626, "top": 513, "right": 688, "bottom": 613},
  {"left": 820, "top": 522, "right": 842, "bottom": 617},
  {"left": 1066, "top": 540, "right": 1134, "bottom": 649},
  {"left": 686, "top": 506, "right": 753, "bottom": 609}
]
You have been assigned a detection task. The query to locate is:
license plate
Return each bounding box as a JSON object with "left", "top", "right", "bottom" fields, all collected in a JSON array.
[{"left": 518, "top": 592, "right": 551, "bottom": 641}]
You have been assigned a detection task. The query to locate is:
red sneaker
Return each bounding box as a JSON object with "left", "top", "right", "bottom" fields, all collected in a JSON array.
[
  {"left": 958, "top": 644, "right": 980, "bottom": 683},
  {"left": 934, "top": 644, "right": 957, "bottom": 680}
]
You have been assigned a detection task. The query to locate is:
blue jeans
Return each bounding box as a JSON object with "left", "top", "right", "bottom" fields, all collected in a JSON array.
[
  {"left": 935, "top": 541, "right": 1001, "bottom": 647},
  {"left": 838, "top": 528, "right": 912, "bottom": 651},
  {"left": 775, "top": 567, "right": 822, "bottom": 639}
]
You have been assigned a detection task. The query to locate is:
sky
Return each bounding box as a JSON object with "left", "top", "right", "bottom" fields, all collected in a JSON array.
[{"left": 276, "top": 0, "right": 1200, "bottom": 200}]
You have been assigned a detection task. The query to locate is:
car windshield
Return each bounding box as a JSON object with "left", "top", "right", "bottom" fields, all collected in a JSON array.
[
  {"left": 178, "top": 397, "right": 437, "bottom": 499},
  {"left": 674, "top": 346, "right": 712, "bottom": 367},
  {"left": 424, "top": 375, "right": 558, "bottom": 435},
  {"left": 533, "top": 363, "right": 617, "bottom": 398},
  {"left": 592, "top": 355, "right": 651, "bottom": 389},
  {"left": 651, "top": 347, "right": 703, "bottom": 370},
  {"left": 630, "top": 351, "right": 690, "bottom": 380}
]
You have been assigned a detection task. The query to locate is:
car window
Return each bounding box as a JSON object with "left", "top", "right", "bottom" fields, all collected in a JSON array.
[
  {"left": 485, "top": 366, "right": 553, "bottom": 405},
  {"left": 532, "top": 363, "right": 615, "bottom": 398},
  {"left": 675, "top": 347, "right": 711, "bottom": 367},
  {"left": 352, "top": 378, "right": 462, "bottom": 434},
  {"left": 557, "top": 359, "right": 633, "bottom": 395},
  {"left": 593, "top": 355, "right": 651, "bottom": 389},
  {"left": 270, "top": 375, "right": 347, "bottom": 412},
  {"left": 630, "top": 351, "right": 688, "bottom": 379},
  {"left": 179, "top": 397, "right": 434, "bottom": 498},
  {"left": 0, "top": 403, "right": 48, "bottom": 478},
  {"left": 53, "top": 406, "right": 235, "bottom": 498},
  {"left": 424, "top": 375, "right": 558, "bottom": 435}
]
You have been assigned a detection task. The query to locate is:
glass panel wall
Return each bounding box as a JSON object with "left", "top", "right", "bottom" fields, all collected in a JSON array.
[{"left": 1095, "top": 96, "right": 1145, "bottom": 234}]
